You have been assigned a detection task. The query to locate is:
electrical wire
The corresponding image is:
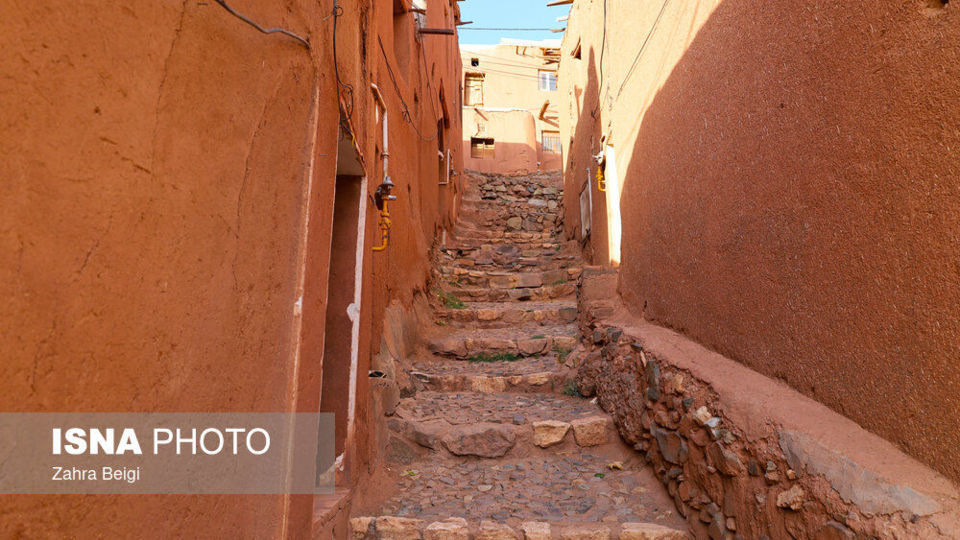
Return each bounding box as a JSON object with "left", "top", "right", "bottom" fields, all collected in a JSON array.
[
  {"left": 377, "top": 36, "right": 438, "bottom": 142},
  {"left": 459, "top": 27, "right": 554, "bottom": 31},
  {"left": 418, "top": 35, "right": 444, "bottom": 134},
  {"left": 213, "top": 0, "right": 309, "bottom": 48},
  {"left": 592, "top": 0, "right": 607, "bottom": 118},
  {"left": 616, "top": 0, "right": 670, "bottom": 99},
  {"left": 330, "top": 1, "right": 354, "bottom": 123}
]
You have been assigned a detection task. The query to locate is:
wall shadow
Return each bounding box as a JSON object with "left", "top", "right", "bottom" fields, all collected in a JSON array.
[
  {"left": 606, "top": 0, "right": 960, "bottom": 483},
  {"left": 562, "top": 49, "right": 605, "bottom": 264}
]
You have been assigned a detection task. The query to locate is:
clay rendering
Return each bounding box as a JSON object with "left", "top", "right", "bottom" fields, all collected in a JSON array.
[{"left": 2, "top": 0, "right": 958, "bottom": 538}]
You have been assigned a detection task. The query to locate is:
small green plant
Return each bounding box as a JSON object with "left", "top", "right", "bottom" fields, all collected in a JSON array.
[
  {"left": 562, "top": 380, "right": 581, "bottom": 397},
  {"left": 594, "top": 473, "right": 605, "bottom": 478},
  {"left": 469, "top": 352, "right": 521, "bottom": 363},
  {"left": 550, "top": 279, "right": 567, "bottom": 286},
  {"left": 434, "top": 288, "right": 466, "bottom": 309},
  {"left": 553, "top": 344, "right": 572, "bottom": 363},
  {"left": 531, "top": 334, "right": 545, "bottom": 340}
]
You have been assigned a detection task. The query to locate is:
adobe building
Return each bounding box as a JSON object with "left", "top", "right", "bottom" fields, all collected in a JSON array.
[
  {"left": 0, "top": 0, "right": 463, "bottom": 537},
  {"left": 559, "top": 0, "right": 960, "bottom": 536},
  {"left": 460, "top": 39, "right": 563, "bottom": 174}
]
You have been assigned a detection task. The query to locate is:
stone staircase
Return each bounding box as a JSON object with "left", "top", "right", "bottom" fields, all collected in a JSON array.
[{"left": 351, "top": 172, "right": 688, "bottom": 539}]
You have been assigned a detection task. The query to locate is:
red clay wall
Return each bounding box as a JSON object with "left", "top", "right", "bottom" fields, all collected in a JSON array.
[
  {"left": 0, "top": 0, "right": 462, "bottom": 536},
  {"left": 560, "top": 0, "right": 960, "bottom": 482}
]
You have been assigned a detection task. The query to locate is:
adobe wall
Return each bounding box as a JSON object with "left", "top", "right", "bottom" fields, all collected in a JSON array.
[
  {"left": 462, "top": 109, "right": 539, "bottom": 174},
  {"left": 0, "top": 0, "right": 462, "bottom": 537},
  {"left": 559, "top": 0, "right": 960, "bottom": 484},
  {"left": 461, "top": 43, "right": 562, "bottom": 173}
]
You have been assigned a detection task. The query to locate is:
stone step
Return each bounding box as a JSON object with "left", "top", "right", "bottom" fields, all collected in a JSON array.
[
  {"left": 411, "top": 369, "right": 560, "bottom": 394},
  {"left": 428, "top": 324, "right": 578, "bottom": 358},
  {"left": 435, "top": 282, "right": 576, "bottom": 305},
  {"left": 451, "top": 227, "right": 556, "bottom": 240},
  {"left": 439, "top": 251, "right": 579, "bottom": 271},
  {"left": 359, "top": 448, "right": 686, "bottom": 530},
  {"left": 434, "top": 299, "right": 579, "bottom": 329},
  {"left": 436, "top": 267, "right": 582, "bottom": 290},
  {"left": 409, "top": 354, "right": 567, "bottom": 394},
  {"left": 442, "top": 256, "right": 580, "bottom": 274},
  {"left": 350, "top": 516, "right": 688, "bottom": 539},
  {"left": 386, "top": 394, "right": 620, "bottom": 464},
  {"left": 444, "top": 240, "right": 564, "bottom": 252}
]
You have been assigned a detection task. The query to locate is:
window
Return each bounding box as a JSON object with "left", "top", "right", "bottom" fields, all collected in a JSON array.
[
  {"left": 542, "top": 131, "right": 561, "bottom": 154},
  {"left": 470, "top": 57, "right": 479, "bottom": 67},
  {"left": 470, "top": 137, "right": 495, "bottom": 159},
  {"left": 464, "top": 73, "right": 484, "bottom": 106},
  {"left": 538, "top": 70, "right": 557, "bottom": 92}
]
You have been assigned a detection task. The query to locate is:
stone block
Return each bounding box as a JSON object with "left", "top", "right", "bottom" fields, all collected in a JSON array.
[
  {"left": 375, "top": 516, "right": 424, "bottom": 540},
  {"left": 518, "top": 338, "right": 549, "bottom": 356},
  {"left": 620, "top": 522, "right": 689, "bottom": 539},
  {"left": 776, "top": 485, "right": 804, "bottom": 511},
  {"left": 778, "top": 429, "right": 941, "bottom": 516},
  {"left": 516, "top": 272, "right": 544, "bottom": 288},
  {"left": 424, "top": 518, "right": 469, "bottom": 540},
  {"left": 409, "top": 420, "right": 445, "bottom": 450},
  {"left": 350, "top": 517, "right": 374, "bottom": 539},
  {"left": 571, "top": 416, "right": 609, "bottom": 446},
  {"left": 559, "top": 524, "right": 610, "bottom": 539},
  {"left": 476, "top": 309, "right": 501, "bottom": 321},
  {"left": 706, "top": 442, "right": 745, "bottom": 476},
  {"left": 652, "top": 426, "right": 688, "bottom": 464},
  {"left": 532, "top": 420, "right": 570, "bottom": 447},
  {"left": 477, "top": 521, "right": 520, "bottom": 539},
  {"left": 442, "top": 423, "right": 516, "bottom": 458},
  {"left": 430, "top": 337, "right": 466, "bottom": 357},
  {"left": 519, "top": 521, "right": 550, "bottom": 540}
]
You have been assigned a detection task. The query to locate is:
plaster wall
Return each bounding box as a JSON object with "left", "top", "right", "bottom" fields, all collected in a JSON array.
[
  {"left": 461, "top": 43, "right": 561, "bottom": 173},
  {"left": 560, "top": 0, "right": 960, "bottom": 483},
  {"left": 462, "top": 109, "right": 539, "bottom": 175},
  {"left": 0, "top": 0, "right": 463, "bottom": 536}
]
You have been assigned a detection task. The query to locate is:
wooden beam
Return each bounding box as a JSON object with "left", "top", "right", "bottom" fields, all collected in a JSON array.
[
  {"left": 546, "top": 0, "right": 573, "bottom": 6},
  {"left": 418, "top": 28, "right": 455, "bottom": 35},
  {"left": 538, "top": 100, "right": 550, "bottom": 120}
]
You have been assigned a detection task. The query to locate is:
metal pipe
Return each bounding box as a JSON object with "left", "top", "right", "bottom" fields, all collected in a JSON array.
[{"left": 370, "top": 83, "right": 388, "bottom": 183}]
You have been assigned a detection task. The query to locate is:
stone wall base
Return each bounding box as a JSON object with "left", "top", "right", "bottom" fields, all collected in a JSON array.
[{"left": 571, "top": 267, "right": 960, "bottom": 539}]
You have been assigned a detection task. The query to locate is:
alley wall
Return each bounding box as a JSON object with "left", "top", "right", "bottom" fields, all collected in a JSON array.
[
  {"left": 461, "top": 42, "right": 562, "bottom": 174},
  {"left": 0, "top": 0, "right": 463, "bottom": 537},
  {"left": 559, "top": 0, "right": 960, "bottom": 482}
]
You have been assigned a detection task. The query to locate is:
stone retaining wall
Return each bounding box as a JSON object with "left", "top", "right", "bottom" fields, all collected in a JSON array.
[{"left": 570, "top": 268, "right": 960, "bottom": 539}]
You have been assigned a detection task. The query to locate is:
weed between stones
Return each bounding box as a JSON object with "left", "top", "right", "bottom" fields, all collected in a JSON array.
[{"left": 468, "top": 352, "right": 521, "bottom": 363}]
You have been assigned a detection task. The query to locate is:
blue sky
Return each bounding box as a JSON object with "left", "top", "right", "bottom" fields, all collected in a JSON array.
[{"left": 458, "top": 0, "right": 570, "bottom": 45}]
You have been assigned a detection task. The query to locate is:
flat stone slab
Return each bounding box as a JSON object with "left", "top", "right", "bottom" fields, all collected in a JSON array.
[
  {"left": 374, "top": 454, "right": 685, "bottom": 528},
  {"left": 442, "top": 423, "right": 517, "bottom": 458},
  {"left": 395, "top": 392, "right": 601, "bottom": 426},
  {"left": 779, "top": 429, "right": 941, "bottom": 516}
]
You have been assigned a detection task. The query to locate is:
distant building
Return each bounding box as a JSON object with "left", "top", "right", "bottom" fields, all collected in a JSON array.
[{"left": 460, "top": 39, "right": 562, "bottom": 174}]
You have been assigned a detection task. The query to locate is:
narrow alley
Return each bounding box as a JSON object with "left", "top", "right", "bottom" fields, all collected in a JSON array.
[
  {"left": 348, "top": 171, "right": 687, "bottom": 538},
  {"left": 3, "top": 0, "right": 960, "bottom": 539}
]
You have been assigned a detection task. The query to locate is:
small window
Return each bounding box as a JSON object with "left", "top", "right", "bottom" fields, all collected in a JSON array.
[
  {"left": 542, "top": 131, "right": 561, "bottom": 154},
  {"left": 470, "top": 57, "right": 480, "bottom": 67},
  {"left": 538, "top": 70, "right": 558, "bottom": 92},
  {"left": 470, "top": 137, "right": 495, "bottom": 159},
  {"left": 571, "top": 39, "right": 582, "bottom": 59},
  {"left": 464, "top": 73, "right": 484, "bottom": 106}
]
